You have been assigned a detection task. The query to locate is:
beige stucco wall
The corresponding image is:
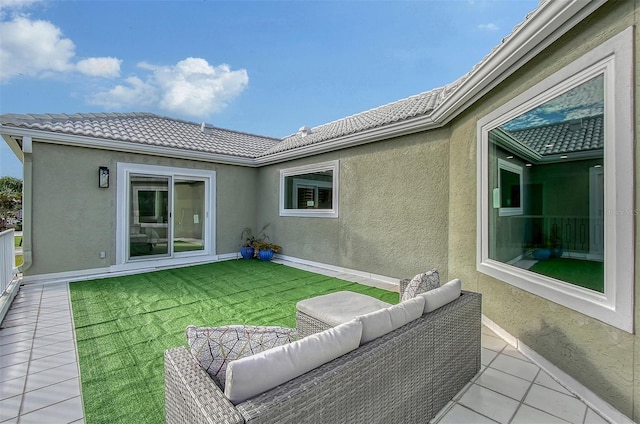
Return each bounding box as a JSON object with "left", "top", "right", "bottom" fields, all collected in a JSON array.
[
  {"left": 19, "top": 1, "right": 637, "bottom": 418},
  {"left": 26, "top": 142, "right": 258, "bottom": 276},
  {"left": 256, "top": 128, "right": 451, "bottom": 281},
  {"left": 448, "top": 1, "right": 638, "bottom": 418}
]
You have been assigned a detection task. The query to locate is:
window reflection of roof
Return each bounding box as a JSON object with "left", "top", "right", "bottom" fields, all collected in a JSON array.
[{"left": 504, "top": 114, "right": 604, "bottom": 156}]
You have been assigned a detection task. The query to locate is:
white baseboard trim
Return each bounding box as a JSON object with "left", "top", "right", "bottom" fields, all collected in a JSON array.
[
  {"left": 19, "top": 253, "right": 400, "bottom": 288},
  {"left": 482, "top": 315, "right": 634, "bottom": 424},
  {"left": 274, "top": 254, "right": 400, "bottom": 287},
  {"left": 21, "top": 257, "right": 225, "bottom": 286}
]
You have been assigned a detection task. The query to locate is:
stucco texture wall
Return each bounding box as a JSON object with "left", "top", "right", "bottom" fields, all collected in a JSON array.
[
  {"left": 27, "top": 143, "right": 257, "bottom": 275},
  {"left": 257, "top": 129, "right": 450, "bottom": 281},
  {"left": 448, "top": 1, "right": 638, "bottom": 418}
]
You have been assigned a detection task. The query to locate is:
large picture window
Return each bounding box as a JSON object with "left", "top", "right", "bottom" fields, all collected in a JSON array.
[
  {"left": 477, "top": 28, "right": 634, "bottom": 332},
  {"left": 280, "top": 161, "right": 339, "bottom": 218}
]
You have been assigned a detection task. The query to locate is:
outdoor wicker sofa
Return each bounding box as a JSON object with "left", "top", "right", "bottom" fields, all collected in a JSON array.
[{"left": 164, "top": 289, "right": 481, "bottom": 424}]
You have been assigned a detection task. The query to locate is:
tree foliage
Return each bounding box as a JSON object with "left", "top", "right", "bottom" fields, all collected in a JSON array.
[{"left": 0, "top": 177, "right": 22, "bottom": 230}]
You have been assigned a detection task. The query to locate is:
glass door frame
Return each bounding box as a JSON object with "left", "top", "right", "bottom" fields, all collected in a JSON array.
[{"left": 115, "top": 163, "right": 216, "bottom": 270}]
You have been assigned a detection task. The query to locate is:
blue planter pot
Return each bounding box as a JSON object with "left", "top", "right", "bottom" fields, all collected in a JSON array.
[
  {"left": 240, "top": 246, "right": 254, "bottom": 260},
  {"left": 551, "top": 247, "right": 563, "bottom": 258},
  {"left": 258, "top": 249, "right": 275, "bottom": 261},
  {"left": 533, "top": 248, "right": 551, "bottom": 260}
]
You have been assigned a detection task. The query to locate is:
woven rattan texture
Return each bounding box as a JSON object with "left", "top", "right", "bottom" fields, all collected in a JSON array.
[
  {"left": 165, "top": 292, "right": 481, "bottom": 423},
  {"left": 165, "top": 347, "right": 244, "bottom": 424}
]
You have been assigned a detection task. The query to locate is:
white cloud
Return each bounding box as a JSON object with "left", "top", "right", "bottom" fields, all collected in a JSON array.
[
  {"left": 91, "top": 58, "right": 249, "bottom": 119},
  {"left": 477, "top": 23, "right": 499, "bottom": 31},
  {"left": 76, "top": 57, "right": 122, "bottom": 78},
  {"left": 90, "top": 76, "right": 159, "bottom": 109},
  {"left": 0, "top": 16, "right": 75, "bottom": 81},
  {"left": 0, "top": 15, "right": 122, "bottom": 82},
  {"left": 0, "top": 0, "right": 39, "bottom": 18}
]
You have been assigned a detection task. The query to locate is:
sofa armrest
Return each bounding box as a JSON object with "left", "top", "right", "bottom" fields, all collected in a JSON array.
[{"left": 165, "top": 346, "right": 244, "bottom": 424}]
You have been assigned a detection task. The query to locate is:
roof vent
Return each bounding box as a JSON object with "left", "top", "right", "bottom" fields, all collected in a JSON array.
[
  {"left": 298, "top": 125, "right": 312, "bottom": 137},
  {"left": 200, "top": 122, "right": 215, "bottom": 135},
  {"left": 568, "top": 120, "right": 583, "bottom": 131}
]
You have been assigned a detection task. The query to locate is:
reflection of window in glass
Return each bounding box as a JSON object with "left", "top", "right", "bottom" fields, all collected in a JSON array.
[
  {"left": 130, "top": 175, "right": 170, "bottom": 258},
  {"left": 291, "top": 177, "right": 333, "bottom": 209},
  {"left": 174, "top": 179, "right": 205, "bottom": 253},
  {"left": 280, "top": 161, "right": 339, "bottom": 217},
  {"left": 497, "top": 159, "right": 523, "bottom": 216}
]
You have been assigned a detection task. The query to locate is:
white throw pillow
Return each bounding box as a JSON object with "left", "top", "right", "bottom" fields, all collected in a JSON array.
[
  {"left": 401, "top": 269, "right": 440, "bottom": 301},
  {"left": 224, "top": 319, "right": 362, "bottom": 404},
  {"left": 418, "top": 278, "right": 461, "bottom": 313},
  {"left": 357, "top": 296, "right": 425, "bottom": 344}
]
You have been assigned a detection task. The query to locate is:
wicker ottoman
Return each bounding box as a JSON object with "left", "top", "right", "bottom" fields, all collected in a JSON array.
[{"left": 296, "top": 291, "right": 392, "bottom": 337}]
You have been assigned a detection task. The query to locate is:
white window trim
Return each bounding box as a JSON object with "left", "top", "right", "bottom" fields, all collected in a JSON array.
[
  {"left": 477, "top": 27, "right": 634, "bottom": 332},
  {"left": 279, "top": 160, "right": 339, "bottom": 218},
  {"left": 497, "top": 158, "right": 523, "bottom": 217},
  {"left": 115, "top": 163, "right": 217, "bottom": 269}
]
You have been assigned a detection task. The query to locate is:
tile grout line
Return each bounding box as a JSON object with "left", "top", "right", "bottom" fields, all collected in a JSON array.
[
  {"left": 506, "top": 367, "right": 541, "bottom": 423},
  {"left": 16, "top": 284, "right": 44, "bottom": 423},
  {"left": 16, "top": 283, "right": 84, "bottom": 423},
  {"left": 66, "top": 281, "right": 86, "bottom": 423}
]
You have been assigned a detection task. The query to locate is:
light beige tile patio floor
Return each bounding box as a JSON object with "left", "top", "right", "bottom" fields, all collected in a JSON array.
[{"left": 0, "top": 260, "right": 613, "bottom": 423}]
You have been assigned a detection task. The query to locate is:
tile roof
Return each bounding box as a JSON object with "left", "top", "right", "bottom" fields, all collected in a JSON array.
[
  {"left": 261, "top": 2, "right": 540, "bottom": 157},
  {"left": 0, "top": 112, "right": 280, "bottom": 159},
  {"left": 507, "top": 115, "right": 604, "bottom": 156},
  {"left": 260, "top": 87, "right": 446, "bottom": 156},
  {"left": 0, "top": 4, "right": 544, "bottom": 161}
]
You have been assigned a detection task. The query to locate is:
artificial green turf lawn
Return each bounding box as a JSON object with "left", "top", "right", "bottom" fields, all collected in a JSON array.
[
  {"left": 69, "top": 260, "right": 397, "bottom": 424},
  {"left": 529, "top": 257, "right": 604, "bottom": 292}
]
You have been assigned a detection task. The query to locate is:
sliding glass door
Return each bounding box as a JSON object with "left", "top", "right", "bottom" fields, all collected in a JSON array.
[
  {"left": 173, "top": 179, "right": 205, "bottom": 254},
  {"left": 129, "top": 175, "right": 170, "bottom": 258},
  {"left": 119, "top": 164, "right": 214, "bottom": 264}
]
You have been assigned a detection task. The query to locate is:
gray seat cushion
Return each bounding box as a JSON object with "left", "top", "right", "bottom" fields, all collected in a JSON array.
[{"left": 296, "top": 291, "right": 392, "bottom": 326}]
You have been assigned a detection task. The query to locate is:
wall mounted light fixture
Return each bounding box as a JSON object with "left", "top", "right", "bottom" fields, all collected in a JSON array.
[{"left": 99, "top": 166, "right": 109, "bottom": 188}]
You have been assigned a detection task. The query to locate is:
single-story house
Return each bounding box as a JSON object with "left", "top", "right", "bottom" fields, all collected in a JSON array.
[{"left": 1, "top": 0, "right": 638, "bottom": 422}]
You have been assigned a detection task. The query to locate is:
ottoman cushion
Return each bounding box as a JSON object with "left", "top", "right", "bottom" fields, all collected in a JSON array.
[{"left": 296, "top": 291, "right": 392, "bottom": 326}]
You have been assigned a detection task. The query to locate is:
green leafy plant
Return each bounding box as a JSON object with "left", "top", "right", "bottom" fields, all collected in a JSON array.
[
  {"left": 254, "top": 241, "right": 281, "bottom": 253},
  {"left": 240, "top": 224, "right": 269, "bottom": 248}
]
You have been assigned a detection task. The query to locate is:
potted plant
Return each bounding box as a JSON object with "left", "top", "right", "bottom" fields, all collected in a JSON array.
[
  {"left": 239, "top": 225, "right": 269, "bottom": 259},
  {"left": 254, "top": 241, "right": 281, "bottom": 261},
  {"left": 532, "top": 236, "right": 562, "bottom": 261},
  {"left": 549, "top": 236, "right": 563, "bottom": 258}
]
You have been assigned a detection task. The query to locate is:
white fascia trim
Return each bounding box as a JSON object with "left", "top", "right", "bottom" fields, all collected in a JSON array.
[
  {"left": 0, "top": 127, "right": 256, "bottom": 167},
  {"left": 256, "top": 114, "right": 440, "bottom": 165},
  {"left": 431, "top": 0, "right": 608, "bottom": 124}
]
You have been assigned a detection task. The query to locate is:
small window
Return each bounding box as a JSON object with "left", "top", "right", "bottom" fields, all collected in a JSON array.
[{"left": 280, "top": 161, "right": 339, "bottom": 218}]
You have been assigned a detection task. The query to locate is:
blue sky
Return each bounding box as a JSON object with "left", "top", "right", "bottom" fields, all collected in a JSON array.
[{"left": 0, "top": 0, "right": 538, "bottom": 178}]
